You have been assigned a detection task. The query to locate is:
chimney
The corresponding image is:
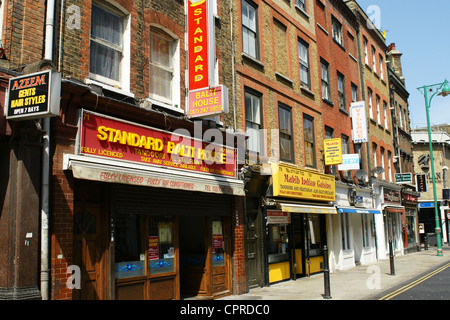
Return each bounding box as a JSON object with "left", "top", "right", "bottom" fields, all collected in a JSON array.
[{"left": 387, "top": 42, "right": 405, "bottom": 82}]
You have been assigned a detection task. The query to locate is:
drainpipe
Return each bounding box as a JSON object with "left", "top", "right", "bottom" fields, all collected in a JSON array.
[{"left": 41, "top": 0, "right": 56, "bottom": 300}]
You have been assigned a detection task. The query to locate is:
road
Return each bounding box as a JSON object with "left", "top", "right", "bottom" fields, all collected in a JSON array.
[{"left": 378, "top": 261, "right": 450, "bottom": 300}]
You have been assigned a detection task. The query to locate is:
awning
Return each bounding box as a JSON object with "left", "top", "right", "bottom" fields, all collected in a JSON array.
[
  {"left": 337, "top": 207, "right": 381, "bottom": 214},
  {"left": 279, "top": 203, "right": 337, "bottom": 214},
  {"left": 63, "top": 154, "right": 245, "bottom": 196}
]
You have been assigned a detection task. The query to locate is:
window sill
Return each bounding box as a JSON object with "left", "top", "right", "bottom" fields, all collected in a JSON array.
[
  {"left": 147, "top": 98, "right": 184, "bottom": 114},
  {"left": 317, "top": 23, "right": 328, "bottom": 36},
  {"left": 295, "top": 5, "right": 310, "bottom": 20},
  {"left": 241, "top": 52, "right": 265, "bottom": 69},
  {"left": 300, "top": 85, "right": 315, "bottom": 98},
  {"left": 322, "top": 98, "right": 334, "bottom": 107},
  {"left": 85, "top": 78, "right": 135, "bottom": 98},
  {"left": 333, "top": 38, "right": 346, "bottom": 52},
  {"left": 275, "top": 72, "right": 293, "bottom": 86}
]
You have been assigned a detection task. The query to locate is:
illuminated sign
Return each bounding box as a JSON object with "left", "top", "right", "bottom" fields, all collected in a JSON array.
[
  {"left": 6, "top": 70, "right": 60, "bottom": 120},
  {"left": 324, "top": 138, "right": 342, "bottom": 165},
  {"left": 187, "top": 0, "right": 215, "bottom": 91},
  {"left": 79, "top": 110, "right": 237, "bottom": 178},
  {"left": 188, "top": 85, "right": 228, "bottom": 118},
  {"left": 271, "top": 163, "right": 335, "bottom": 201}
]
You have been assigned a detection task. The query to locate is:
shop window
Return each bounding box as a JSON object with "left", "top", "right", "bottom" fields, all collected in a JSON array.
[
  {"left": 267, "top": 224, "right": 289, "bottom": 263},
  {"left": 361, "top": 214, "right": 371, "bottom": 248},
  {"left": 148, "top": 216, "right": 175, "bottom": 275},
  {"left": 212, "top": 217, "right": 225, "bottom": 266},
  {"left": 341, "top": 212, "right": 351, "bottom": 251},
  {"left": 115, "top": 215, "right": 145, "bottom": 279},
  {"left": 306, "top": 214, "right": 322, "bottom": 256}
]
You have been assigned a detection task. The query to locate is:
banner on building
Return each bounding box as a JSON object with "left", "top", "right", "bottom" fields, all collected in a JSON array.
[
  {"left": 6, "top": 70, "right": 61, "bottom": 120},
  {"left": 324, "top": 138, "right": 342, "bottom": 165},
  {"left": 338, "top": 154, "right": 360, "bottom": 171},
  {"left": 188, "top": 85, "right": 229, "bottom": 118},
  {"left": 271, "top": 163, "right": 335, "bottom": 201},
  {"left": 350, "top": 101, "right": 368, "bottom": 143}
]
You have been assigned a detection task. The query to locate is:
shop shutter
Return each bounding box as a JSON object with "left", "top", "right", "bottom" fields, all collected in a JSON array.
[{"left": 111, "top": 184, "right": 232, "bottom": 216}]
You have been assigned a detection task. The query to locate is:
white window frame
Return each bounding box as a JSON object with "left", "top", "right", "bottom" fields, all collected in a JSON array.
[
  {"left": 363, "top": 38, "right": 369, "bottom": 65},
  {"left": 242, "top": 0, "right": 259, "bottom": 59},
  {"left": 372, "top": 46, "right": 377, "bottom": 73},
  {"left": 148, "top": 26, "right": 180, "bottom": 109},
  {"left": 89, "top": 2, "right": 131, "bottom": 92},
  {"left": 384, "top": 101, "right": 388, "bottom": 129},
  {"left": 379, "top": 54, "right": 384, "bottom": 80},
  {"left": 376, "top": 95, "right": 381, "bottom": 124},
  {"left": 321, "top": 60, "right": 331, "bottom": 101},
  {"left": 298, "top": 39, "right": 310, "bottom": 88},
  {"left": 368, "top": 88, "right": 373, "bottom": 119},
  {"left": 245, "top": 90, "right": 263, "bottom": 154}
]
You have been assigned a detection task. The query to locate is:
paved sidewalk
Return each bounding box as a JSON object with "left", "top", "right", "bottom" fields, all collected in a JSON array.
[{"left": 220, "top": 247, "right": 450, "bottom": 300}]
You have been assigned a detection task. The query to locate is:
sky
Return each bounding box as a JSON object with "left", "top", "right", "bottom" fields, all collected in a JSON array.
[{"left": 355, "top": 0, "right": 450, "bottom": 129}]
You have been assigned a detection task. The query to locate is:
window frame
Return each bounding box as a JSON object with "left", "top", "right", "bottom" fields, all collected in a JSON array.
[
  {"left": 241, "top": 0, "right": 259, "bottom": 59},
  {"left": 337, "top": 71, "right": 346, "bottom": 111},
  {"left": 245, "top": 89, "right": 263, "bottom": 154},
  {"left": 303, "top": 113, "right": 316, "bottom": 168},
  {"left": 89, "top": 2, "right": 130, "bottom": 90},
  {"left": 298, "top": 38, "right": 311, "bottom": 89},
  {"left": 321, "top": 59, "right": 331, "bottom": 101},
  {"left": 278, "top": 103, "right": 294, "bottom": 163},
  {"left": 148, "top": 26, "right": 180, "bottom": 107},
  {"left": 295, "top": 0, "right": 307, "bottom": 12},
  {"left": 331, "top": 17, "right": 344, "bottom": 46}
]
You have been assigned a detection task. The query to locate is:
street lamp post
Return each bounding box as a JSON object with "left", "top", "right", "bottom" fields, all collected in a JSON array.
[{"left": 417, "top": 79, "right": 450, "bottom": 257}]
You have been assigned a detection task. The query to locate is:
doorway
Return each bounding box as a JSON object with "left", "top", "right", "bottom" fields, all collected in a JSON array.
[{"left": 179, "top": 215, "right": 230, "bottom": 298}]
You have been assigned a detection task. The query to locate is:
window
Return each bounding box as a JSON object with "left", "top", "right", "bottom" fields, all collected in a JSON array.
[
  {"left": 332, "top": 17, "right": 343, "bottom": 46},
  {"left": 321, "top": 60, "right": 331, "bottom": 101},
  {"left": 90, "top": 3, "right": 126, "bottom": 86},
  {"left": 279, "top": 104, "right": 294, "bottom": 162},
  {"left": 295, "top": 0, "right": 306, "bottom": 12},
  {"left": 304, "top": 114, "right": 316, "bottom": 167},
  {"left": 362, "top": 214, "right": 371, "bottom": 248},
  {"left": 245, "top": 90, "right": 262, "bottom": 153},
  {"left": 376, "top": 95, "right": 381, "bottom": 124},
  {"left": 351, "top": 83, "right": 358, "bottom": 103},
  {"left": 341, "top": 134, "right": 351, "bottom": 179},
  {"left": 148, "top": 216, "right": 175, "bottom": 275},
  {"left": 379, "top": 54, "right": 384, "bottom": 80},
  {"left": 384, "top": 101, "right": 388, "bottom": 129},
  {"left": 298, "top": 39, "right": 310, "bottom": 88},
  {"left": 368, "top": 88, "right": 373, "bottom": 118},
  {"left": 149, "top": 27, "right": 178, "bottom": 106},
  {"left": 387, "top": 151, "right": 392, "bottom": 182},
  {"left": 363, "top": 37, "right": 369, "bottom": 65},
  {"left": 372, "top": 143, "right": 377, "bottom": 170},
  {"left": 337, "top": 72, "right": 346, "bottom": 110},
  {"left": 380, "top": 147, "right": 385, "bottom": 179},
  {"left": 242, "top": 0, "right": 259, "bottom": 59},
  {"left": 372, "top": 46, "right": 377, "bottom": 73},
  {"left": 341, "top": 212, "right": 351, "bottom": 250}
]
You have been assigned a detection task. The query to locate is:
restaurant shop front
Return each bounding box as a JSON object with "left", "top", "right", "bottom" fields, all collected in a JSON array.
[
  {"left": 51, "top": 84, "right": 246, "bottom": 300},
  {"left": 263, "top": 163, "right": 337, "bottom": 283}
]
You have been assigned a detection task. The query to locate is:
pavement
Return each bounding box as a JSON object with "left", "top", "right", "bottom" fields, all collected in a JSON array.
[{"left": 219, "top": 246, "right": 450, "bottom": 300}]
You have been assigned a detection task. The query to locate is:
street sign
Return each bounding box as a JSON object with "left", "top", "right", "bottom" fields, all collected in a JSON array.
[{"left": 395, "top": 172, "right": 413, "bottom": 184}]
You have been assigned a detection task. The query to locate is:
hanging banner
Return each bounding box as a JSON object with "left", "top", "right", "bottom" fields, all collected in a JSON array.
[
  {"left": 187, "top": 0, "right": 215, "bottom": 91},
  {"left": 324, "top": 138, "right": 342, "bottom": 165},
  {"left": 351, "top": 101, "right": 368, "bottom": 143}
]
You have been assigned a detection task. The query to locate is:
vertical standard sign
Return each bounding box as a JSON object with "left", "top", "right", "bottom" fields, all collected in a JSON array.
[
  {"left": 187, "top": 0, "right": 215, "bottom": 91},
  {"left": 350, "top": 101, "right": 368, "bottom": 143}
]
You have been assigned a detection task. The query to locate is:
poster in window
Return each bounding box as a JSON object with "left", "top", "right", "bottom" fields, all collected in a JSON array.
[
  {"left": 158, "top": 222, "right": 172, "bottom": 244},
  {"left": 148, "top": 236, "right": 159, "bottom": 260}
]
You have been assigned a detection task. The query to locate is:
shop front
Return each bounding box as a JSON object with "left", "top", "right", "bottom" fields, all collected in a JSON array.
[
  {"left": 402, "top": 189, "right": 419, "bottom": 253},
  {"left": 380, "top": 185, "right": 405, "bottom": 258},
  {"left": 330, "top": 183, "right": 379, "bottom": 272},
  {"left": 264, "top": 163, "right": 336, "bottom": 284},
  {"left": 62, "top": 109, "right": 245, "bottom": 300}
]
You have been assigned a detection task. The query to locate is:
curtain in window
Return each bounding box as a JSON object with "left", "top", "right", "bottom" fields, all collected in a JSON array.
[
  {"left": 90, "top": 5, "right": 123, "bottom": 81},
  {"left": 150, "top": 28, "right": 174, "bottom": 101}
]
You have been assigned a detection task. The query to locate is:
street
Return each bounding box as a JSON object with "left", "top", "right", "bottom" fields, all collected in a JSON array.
[{"left": 378, "top": 261, "right": 450, "bottom": 300}]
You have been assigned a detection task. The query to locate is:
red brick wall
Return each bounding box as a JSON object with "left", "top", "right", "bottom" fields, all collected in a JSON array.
[{"left": 232, "top": 196, "right": 246, "bottom": 295}]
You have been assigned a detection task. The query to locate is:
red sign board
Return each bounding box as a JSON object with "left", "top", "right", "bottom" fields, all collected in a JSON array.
[
  {"left": 188, "top": 85, "right": 228, "bottom": 118},
  {"left": 79, "top": 110, "right": 236, "bottom": 178},
  {"left": 148, "top": 236, "right": 159, "bottom": 260},
  {"left": 187, "top": 0, "right": 214, "bottom": 91}
]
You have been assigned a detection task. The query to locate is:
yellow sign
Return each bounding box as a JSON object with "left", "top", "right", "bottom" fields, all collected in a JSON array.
[
  {"left": 272, "top": 163, "right": 335, "bottom": 201},
  {"left": 324, "top": 138, "right": 342, "bottom": 165}
]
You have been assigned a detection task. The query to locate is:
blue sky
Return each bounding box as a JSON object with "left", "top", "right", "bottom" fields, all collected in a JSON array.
[{"left": 355, "top": 0, "right": 450, "bottom": 129}]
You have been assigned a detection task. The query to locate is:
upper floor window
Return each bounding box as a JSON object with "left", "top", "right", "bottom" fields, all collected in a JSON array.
[
  {"left": 363, "top": 37, "right": 369, "bottom": 65},
  {"left": 321, "top": 59, "right": 331, "bottom": 101},
  {"left": 149, "top": 27, "right": 179, "bottom": 106},
  {"left": 242, "top": 0, "right": 259, "bottom": 59},
  {"left": 295, "top": 0, "right": 306, "bottom": 12},
  {"left": 304, "top": 114, "right": 316, "bottom": 167},
  {"left": 368, "top": 88, "right": 373, "bottom": 118},
  {"left": 245, "top": 90, "right": 263, "bottom": 154},
  {"left": 332, "top": 17, "right": 343, "bottom": 46},
  {"left": 90, "top": 3, "right": 126, "bottom": 87},
  {"left": 337, "top": 72, "right": 346, "bottom": 110},
  {"left": 379, "top": 54, "right": 384, "bottom": 80},
  {"left": 351, "top": 83, "right": 358, "bottom": 102},
  {"left": 298, "top": 39, "right": 310, "bottom": 88},
  {"left": 383, "top": 101, "right": 388, "bottom": 129},
  {"left": 372, "top": 46, "right": 377, "bottom": 73},
  {"left": 279, "top": 104, "right": 294, "bottom": 163}
]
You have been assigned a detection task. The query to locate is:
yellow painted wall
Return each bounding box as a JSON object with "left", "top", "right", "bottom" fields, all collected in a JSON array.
[{"left": 293, "top": 249, "right": 324, "bottom": 275}]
